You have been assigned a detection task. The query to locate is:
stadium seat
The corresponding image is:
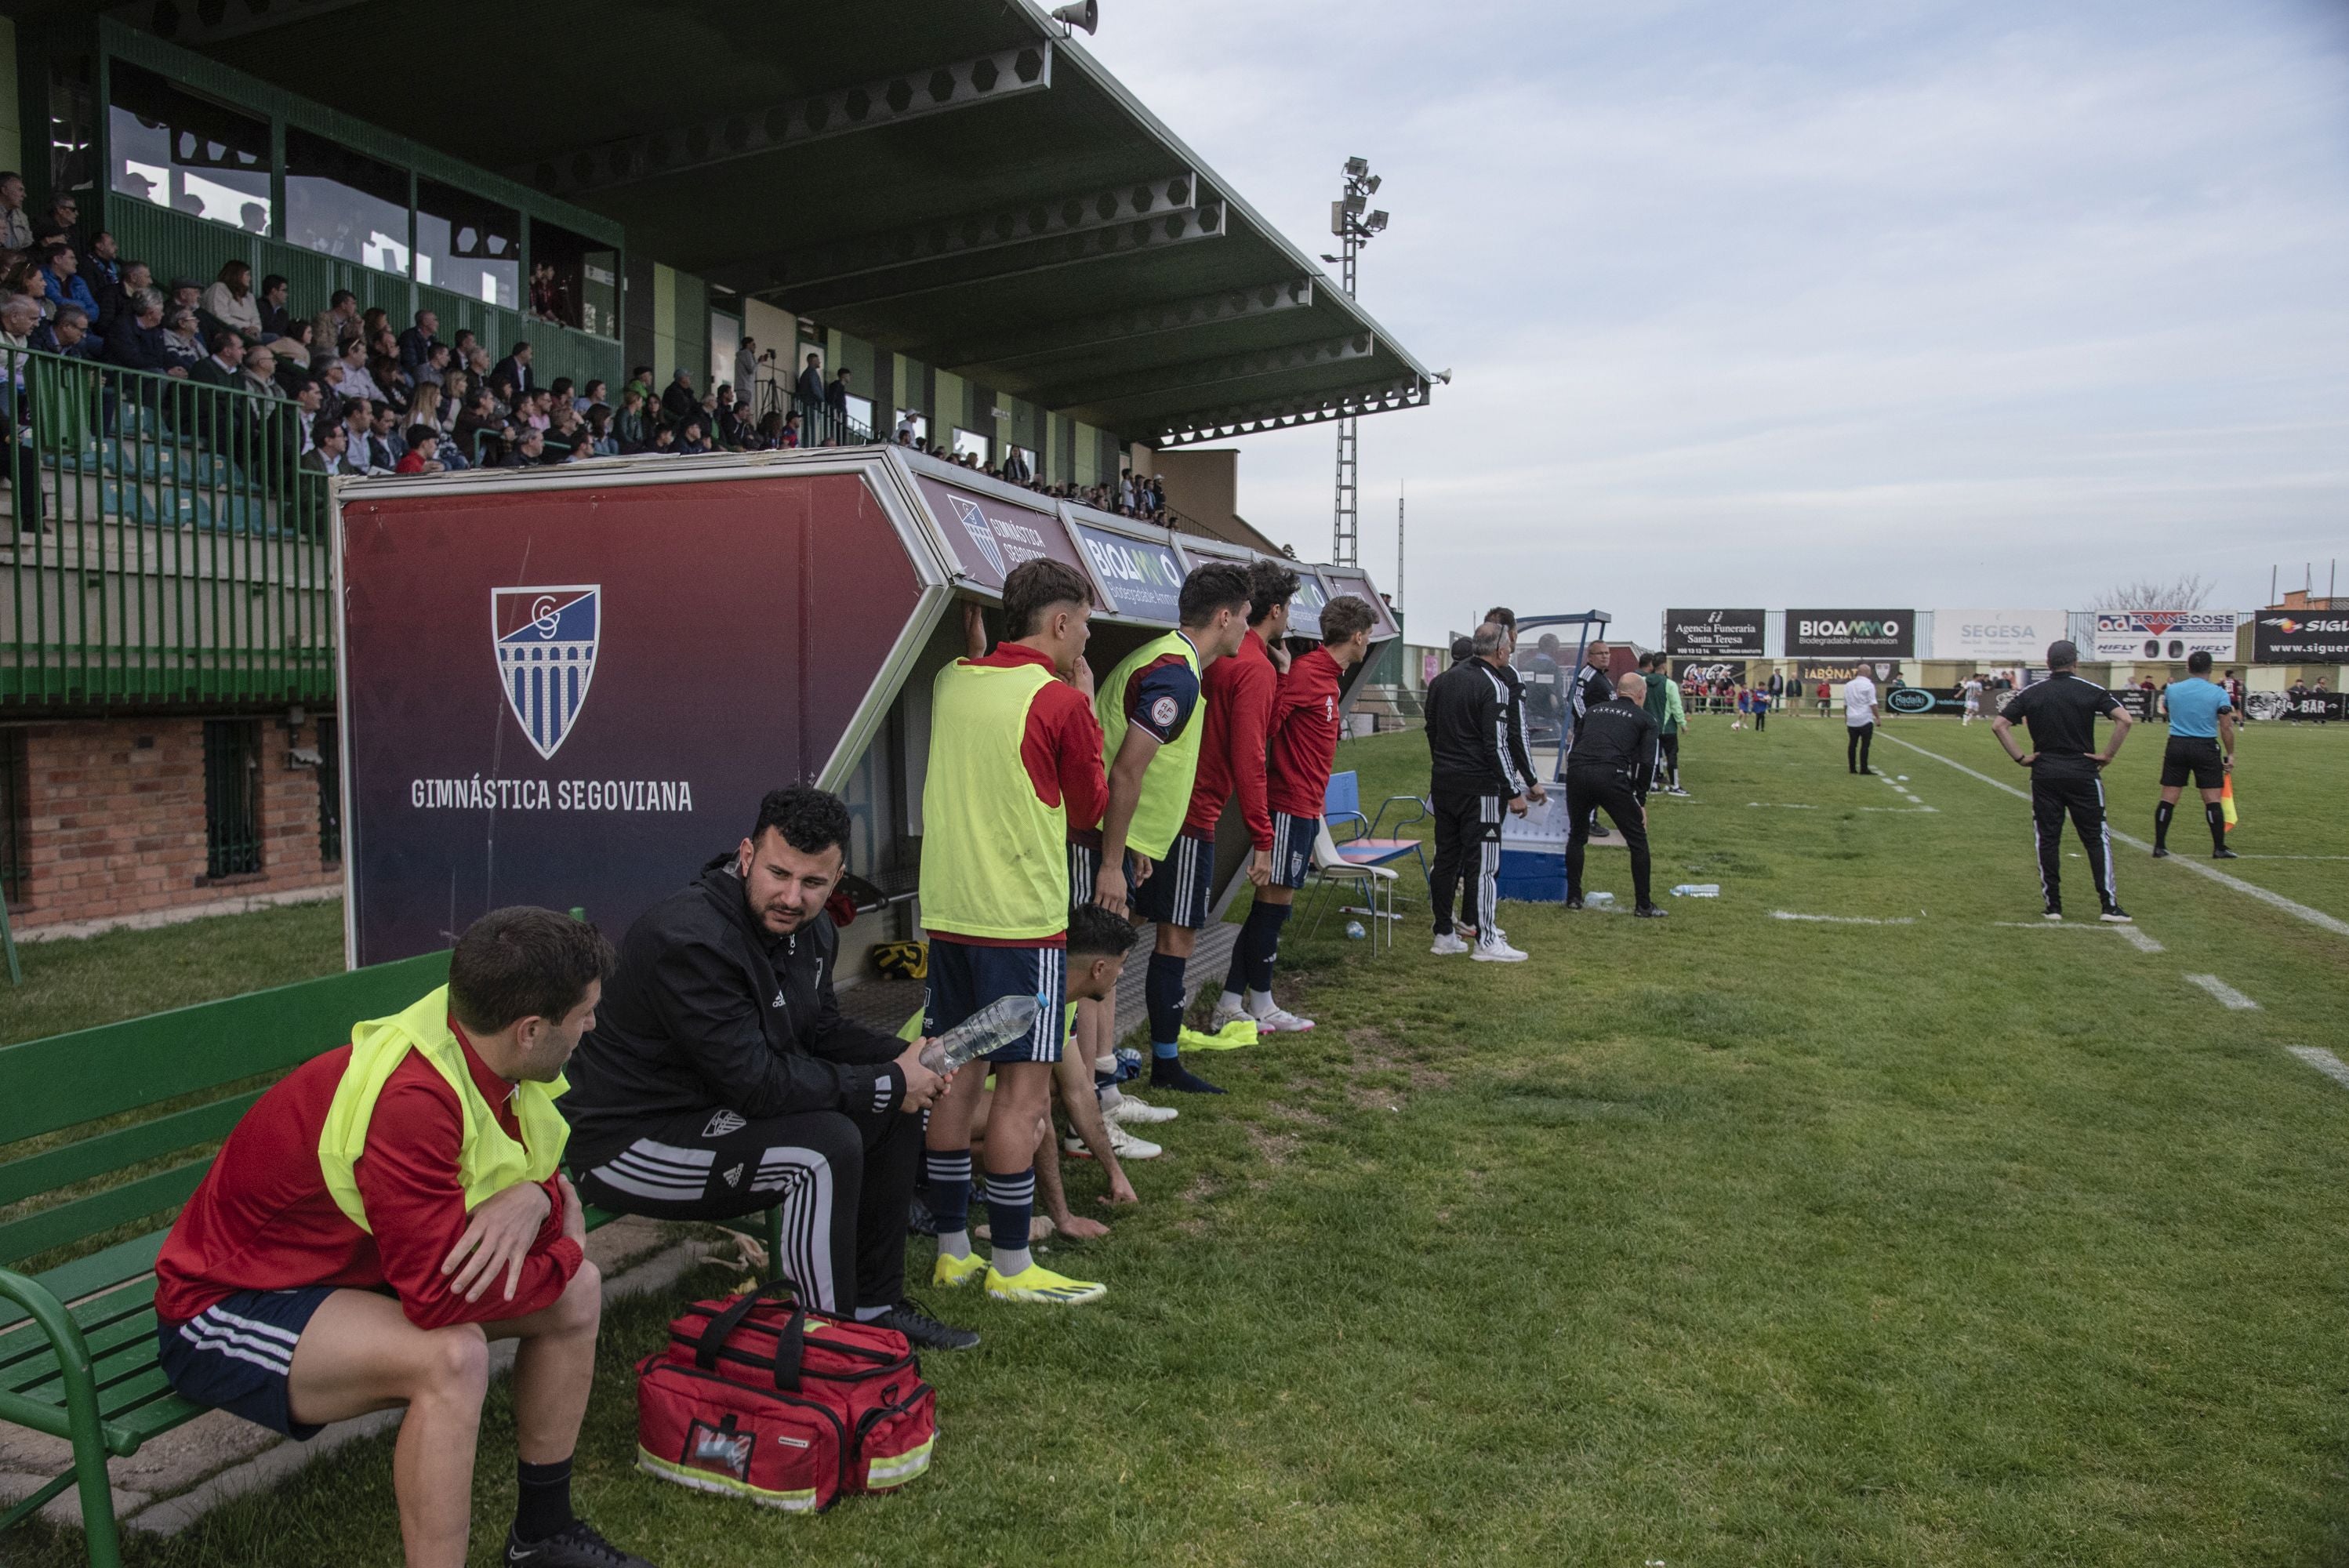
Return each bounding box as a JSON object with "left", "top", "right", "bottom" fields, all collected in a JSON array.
[
  {"left": 1323, "top": 771, "right": 1426, "bottom": 884},
  {"left": 1302, "top": 815, "right": 1399, "bottom": 953}
]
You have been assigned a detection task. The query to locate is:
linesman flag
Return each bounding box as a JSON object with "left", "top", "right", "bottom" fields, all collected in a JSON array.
[{"left": 2220, "top": 775, "right": 2238, "bottom": 831}]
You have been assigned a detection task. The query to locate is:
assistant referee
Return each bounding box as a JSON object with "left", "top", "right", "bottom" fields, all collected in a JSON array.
[
  {"left": 2151, "top": 649, "right": 2238, "bottom": 860},
  {"left": 1990, "top": 639, "right": 2133, "bottom": 922}
]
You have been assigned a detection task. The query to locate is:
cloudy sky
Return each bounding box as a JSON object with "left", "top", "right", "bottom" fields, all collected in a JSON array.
[{"left": 1083, "top": 0, "right": 2349, "bottom": 646}]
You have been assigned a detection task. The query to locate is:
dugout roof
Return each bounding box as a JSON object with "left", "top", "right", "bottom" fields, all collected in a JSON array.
[{"left": 87, "top": 0, "right": 1436, "bottom": 448}]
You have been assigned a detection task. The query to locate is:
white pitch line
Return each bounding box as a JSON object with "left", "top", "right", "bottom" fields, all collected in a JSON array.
[
  {"left": 1879, "top": 732, "right": 2349, "bottom": 940},
  {"left": 2231, "top": 855, "right": 2349, "bottom": 862},
  {"left": 1858, "top": 805, "right": 1938, "bottom": 813},
  {"left": 1771, "top": 910, "right": 1919, "bottom": 924},
  {"left": 1746, "top": 802, "right": 1819, "bottom": 809},
  {"left": 1991, "top": 920, "right": 2165, "bottom": 953},
  {"left": 2183, "top": 973, "right": 2258, "bottom": 1010},
  {"left": 2288, "top": 1047, "right": 2349, "bottom": 1091}
]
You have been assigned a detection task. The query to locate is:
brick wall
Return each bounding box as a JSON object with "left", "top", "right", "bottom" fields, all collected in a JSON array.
[{"left": 9, "top": 716, "right": 340, "bottom": 931}]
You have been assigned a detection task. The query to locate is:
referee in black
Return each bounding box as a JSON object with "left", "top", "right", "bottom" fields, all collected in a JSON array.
[
  {"left": 1566, "top": 671, "right": 1665, "bottom": 917},
  {"left": 1990, "top": 639, "right": 2134, "bottom": 923}
]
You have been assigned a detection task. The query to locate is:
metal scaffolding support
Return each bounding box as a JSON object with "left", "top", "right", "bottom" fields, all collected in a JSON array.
[{"left": 1325, "top": 157, "right": 1388, "bottom": 565}]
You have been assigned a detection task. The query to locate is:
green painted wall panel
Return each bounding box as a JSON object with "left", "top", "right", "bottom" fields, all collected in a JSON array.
[{"left": 0, "top": 19, "right": 20, "bottom": 178}]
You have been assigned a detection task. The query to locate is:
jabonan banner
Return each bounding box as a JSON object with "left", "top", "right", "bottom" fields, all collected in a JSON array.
[
  {"left": 1663, "top": 608, "right": 1766, "bottom": 658},
  {"left": 1784, "top": 610, "right": 1915, "bottom": 659},
  {"left": 2250, "top": 612, "right": 2349, "bottom": 664}
]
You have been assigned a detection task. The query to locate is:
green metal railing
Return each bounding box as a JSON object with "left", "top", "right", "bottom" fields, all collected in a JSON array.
[{"left": 2, "top": 346, "right": 335, "bottom": 710}]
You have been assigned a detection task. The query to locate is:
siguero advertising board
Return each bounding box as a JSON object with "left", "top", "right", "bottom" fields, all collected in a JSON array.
[
  {"left": 1784, "top": 610, "right": 1914, "bottom": 659},
  {"left": 2250, "top": 612, "right": 2349, "bottom": 664},
  {"left": 1930, "top": 608, "right": 2064, "bottom": 662},
  {"left": 1663, "top": 608, "right": 1766, "bottom": 658}
]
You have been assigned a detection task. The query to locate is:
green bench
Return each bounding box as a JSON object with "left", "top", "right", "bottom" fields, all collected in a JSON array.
[{"left": 0, "top": 954, "right": 780, "bottom": 1566}]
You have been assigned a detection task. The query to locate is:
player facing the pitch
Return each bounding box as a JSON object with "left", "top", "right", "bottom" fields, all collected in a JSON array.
[
  {"left": 1215, "top": 593, "right": 1379, "bottom": 1030},
  {"left": 2151, "top": 649, "right": 2239, "bottom": 860}
]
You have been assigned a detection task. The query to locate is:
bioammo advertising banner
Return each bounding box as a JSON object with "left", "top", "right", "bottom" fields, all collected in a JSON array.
[
  {"left": 1784, "top": 610, "right": 1914, "bottom": 659},
  {"left": 2251, "top": 612, "right": 2349, "bottom": 664},
  {"left": 1664, "top": 609, "right": 1766, "bottom": 658},
  {"left": 1930, "top": 608, "right": 2064, "bottom": 662},
  {"left": 1069, "top": 520, "right": 1182, "bottom": 625},
  {"left": 2089, "top": 612, "right": 2235, "bottom": 662}
]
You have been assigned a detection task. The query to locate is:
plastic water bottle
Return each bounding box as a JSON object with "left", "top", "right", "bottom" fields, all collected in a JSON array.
[
  {"left": 920, "top": 993, "right": 1048, "bottom": 1074},
  {"left": 1345, "top": 920, "right": 1367, "bottom": 940},
  {"left": 1586, "top": 891, "right": 1615, "bottom": 908},
  {"left": 1669, "top": 884, "right": 1720, "bottom": 898}
]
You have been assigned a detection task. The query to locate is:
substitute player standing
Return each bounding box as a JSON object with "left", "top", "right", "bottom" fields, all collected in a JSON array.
[
  {"left": 1991, "top": 638, "right": 2135, "bottom": 922},
  {"left": 1188, "top": 561, "right": 1301, "bottom": 1032},
  {"left": 920, "top": 560, "right": 1111, "bottom": 1305},
  {"left": 2151, "top": 649, "right": 2239, "bottom": 860},
  {"left": 1087, "top": 562, "right": 1254, "bottom": 1094},
  {"left": 1217, "top": 593, "right": 1379, "bottom": 1028},
  {"left": 1424, "top": 622, "right": 1533, "bottom": 961}
]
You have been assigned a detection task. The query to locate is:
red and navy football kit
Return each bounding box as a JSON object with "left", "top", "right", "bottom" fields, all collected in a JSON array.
[{"left": 1266, "top": 646, "right": 1345, "bottom": 888}]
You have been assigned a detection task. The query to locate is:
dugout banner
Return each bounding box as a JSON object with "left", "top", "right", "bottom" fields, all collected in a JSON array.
[
  {"left": 2089, "top": 612, "right": 2235, "bottom": 662},
  {"left": 1784, "top": 610, "right": 1914, "bottom": 659},
  {"left": 2249, "top": 612, "right": 2349, "bottom": 664},
  {"left": 1663, "top": 609, "right": 1765, "bottom": 658}
]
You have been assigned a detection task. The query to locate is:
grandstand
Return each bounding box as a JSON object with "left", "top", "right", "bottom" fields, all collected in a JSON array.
[{"left": 0, "top": 1, "right": 1436, "bottom": 935}]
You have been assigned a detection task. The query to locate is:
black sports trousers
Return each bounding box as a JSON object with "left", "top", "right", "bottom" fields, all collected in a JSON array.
[
  {"left": 1429, "top": 788, "right": 1501, "bottom": 937},
  {"left": 2030, "top": 772, "right": 2117, "bottom": 913},
  {"left": 571, "top": 1101, "right": 919, "bottom": 1312},
  {"left": 1565, "top": 771, "right": 1652, "bottom": 906},
  {"left": 1847, "top": 723, "right": 1874, "bottom": 771}
]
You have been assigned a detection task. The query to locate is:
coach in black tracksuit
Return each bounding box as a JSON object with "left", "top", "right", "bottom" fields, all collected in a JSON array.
[
  {"left": 1567, "top": 671, "right": 1664, "bottom": 916},
  {"left": 561, "top": 788, "right": 967, "bottom": 1349},
  {"left": 1425, "top": 628, "right": 1534, "bottom": 949},
  {"left": 1990, "top": 640, "right": 2134, "bottom": 922}
]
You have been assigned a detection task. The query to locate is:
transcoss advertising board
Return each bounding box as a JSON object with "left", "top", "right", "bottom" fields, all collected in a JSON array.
[
  {"left": 2250, "top": 612, "right": 2349, "bottom": 664},
  {"left": 1784, "top": 610, "right": 1914, "bottom": 659},
  {"left": 2089, "top": 612, "right": 2235, "bottom": 662},
  {"left": 1930, "top": 608, "right": 2064, "bottom": 662},
  {"left": 1663, "top": 609, "right": 1766, "bottom": 658}
]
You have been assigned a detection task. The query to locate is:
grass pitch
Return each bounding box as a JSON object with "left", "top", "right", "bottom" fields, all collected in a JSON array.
[{"left": 9, "top": 715, "right": 2348, "bottom": 1566}]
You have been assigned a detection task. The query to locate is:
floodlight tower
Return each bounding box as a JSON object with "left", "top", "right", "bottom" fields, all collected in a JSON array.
[{"left": 1325, "top": 156, "right": 1387, "bottom": 566}]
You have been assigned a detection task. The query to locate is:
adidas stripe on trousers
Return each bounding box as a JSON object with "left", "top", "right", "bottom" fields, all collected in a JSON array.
[
  {"left": 2030, "top": 772, "right": 2118, "bottom": 913},
  {"left": 571, "top": 1101, "right": 920, "bottom": 1312},
  {"left": 1429, "top": 788, "right": 1502, "bottom": 937}
]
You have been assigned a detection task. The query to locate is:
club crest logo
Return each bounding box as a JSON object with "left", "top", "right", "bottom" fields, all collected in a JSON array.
[
  {"left": 946, "top": 493, "right": 1006, "bottom": 576},
  {"left": 493, "top": 586, "right": 600, "bottom": 760}
]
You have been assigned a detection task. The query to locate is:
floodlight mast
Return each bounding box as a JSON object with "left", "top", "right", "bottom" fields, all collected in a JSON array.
[{"left": 1329, "top": 156, "right": 1387, "bottom": 567}]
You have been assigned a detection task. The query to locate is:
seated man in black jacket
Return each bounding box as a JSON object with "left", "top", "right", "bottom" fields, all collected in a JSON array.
[{"left": 559, "top": 787, "right": 974, "bottom": 1351}]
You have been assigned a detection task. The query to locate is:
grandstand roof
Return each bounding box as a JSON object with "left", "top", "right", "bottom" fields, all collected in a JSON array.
[{"left": 89, "top": 0, "right": 1436, "bottom": 448}]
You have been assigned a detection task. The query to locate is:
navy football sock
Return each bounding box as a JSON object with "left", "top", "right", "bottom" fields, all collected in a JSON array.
[
  {"left": 927, "top": 1149, "right": 973, "bottom": 1258},
  {"left": 985, "top": 1167, "right": 1037, "bottom": 1274},
  {"left": 2206, "top": 800, "right": 2227, "bottom": 852},
  {"left": 1145, "top": 950, "right": 1187, "bottom": 1051},
  {"left": 1242, "top": 902, "right": 1290, "bottom": 995}
]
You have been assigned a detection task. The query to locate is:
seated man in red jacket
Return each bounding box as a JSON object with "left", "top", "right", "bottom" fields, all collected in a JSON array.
[{"left": 153, "top": 906, "right": 653, "bottom": 1568}]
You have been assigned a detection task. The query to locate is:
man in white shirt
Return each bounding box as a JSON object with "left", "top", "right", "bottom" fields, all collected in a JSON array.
[
  {"left": 1844, "top": 670, "right": 1879, "bottom": 774},
  {"left": 1962, "top": 676, "right": 1984, "bottom": 724}
]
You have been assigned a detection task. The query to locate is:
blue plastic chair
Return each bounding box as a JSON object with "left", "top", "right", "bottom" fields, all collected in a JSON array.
[{"left": 1323, "top": 771, "right": 1427, "bottom": 883}]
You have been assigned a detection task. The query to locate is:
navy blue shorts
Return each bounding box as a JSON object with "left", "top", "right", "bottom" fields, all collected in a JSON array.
[
  {"left": 156, "top": 1286, "right": 340, "bottom": 1439},
  {"left": 1132, "top": 831, "right": 1214, "bottom": 930},
  {"left": 924, "top": 939, "right": 1066, "bottom": 1063},
  {"left": 1269, "top": 812, "right": 1318, "bottom": 890}
]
